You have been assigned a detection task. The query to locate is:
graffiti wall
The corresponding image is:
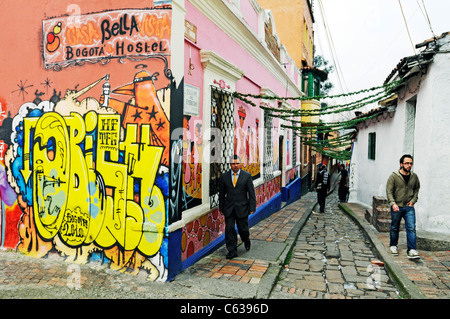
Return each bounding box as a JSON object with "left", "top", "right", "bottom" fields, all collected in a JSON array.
[
  {"left": 285, "top": 166, "right": 299, "bottom": 186},
  {"left": 256, "top": 176, "right": 281, "bottom": 208},
  {"left": 0, "top": 3, "right": 173, "bottom": 281},
  {"left": 181, "top": 110, "right": 203, "bottom": 211}
]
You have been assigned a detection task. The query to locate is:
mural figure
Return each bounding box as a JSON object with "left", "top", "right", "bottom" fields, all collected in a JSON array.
[
  {"left": 234, "top": 105, "right": 260, "bottom": 178},
  {"left": 181, "top": 115, "right": 202, "bottom": 210},
  {"left": 4, "top": 69, "right": 170, "bottom": 281},
  {"left": 0, "top": 6, "right": 174, "bottom": 281},
  {"left": 105, "top": 65, "right": 170, "bottom": 166}
]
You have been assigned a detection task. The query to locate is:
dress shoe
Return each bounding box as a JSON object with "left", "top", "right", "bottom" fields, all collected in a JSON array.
[
  {"left": 245, "top": 240, "right": 251, "bottom": 251},
  {"left": 226, "top": 252, "right": 237, "bottom": 259}
]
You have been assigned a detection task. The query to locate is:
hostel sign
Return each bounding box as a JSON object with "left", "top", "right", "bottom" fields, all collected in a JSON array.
[{"left": 43, "top": 8, "right": 171, "bottom": 70}]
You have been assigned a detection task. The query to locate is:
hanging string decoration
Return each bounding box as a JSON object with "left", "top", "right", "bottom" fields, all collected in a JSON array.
[{"left": 232, "top": 79, "right": 404, "bottom": 160}]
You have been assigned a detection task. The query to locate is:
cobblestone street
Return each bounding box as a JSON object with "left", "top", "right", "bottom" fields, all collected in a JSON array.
[
  {"left": 274, "top": 192, "right": 400, "bottom": 299},
  {"left": 0, "top": 184, "right": 448, "bottom": 302}
]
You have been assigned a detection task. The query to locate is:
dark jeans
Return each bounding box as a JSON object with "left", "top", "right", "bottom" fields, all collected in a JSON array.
[
  {"left": 390, "top": 206, "right": 416, "bottom": 252},
  {"left": 338, "top": 184, "right": 348, "bottom": 202},
  {"left": 317, "top": 189, "right": 327, "bottom": 213},
  {"left": 225, "top": 209, "right": 249, "bottom": 255}
]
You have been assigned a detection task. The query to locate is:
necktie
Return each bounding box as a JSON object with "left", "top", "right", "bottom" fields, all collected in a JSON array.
[{"left": 233, "top": 173, "right": 238, "bottom": 187}]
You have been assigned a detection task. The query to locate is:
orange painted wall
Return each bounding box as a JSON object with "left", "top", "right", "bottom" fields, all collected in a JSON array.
[
  {"left": 0, "top": 0, "right": 175, "bottom": 281},
  {"left": 258, "top": 0, "right": 314, "bottom": 68}
]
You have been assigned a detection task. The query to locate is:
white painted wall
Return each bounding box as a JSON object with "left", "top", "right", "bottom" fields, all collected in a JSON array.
[
  {"left": 348, "top": 106, "right": 405, "bottom": 207},
  {"left": 413, "top": 38, "right": 450, "bottom": 234},
  {"left": 349, "top": 35, "right": 450, "bottom": 236}
]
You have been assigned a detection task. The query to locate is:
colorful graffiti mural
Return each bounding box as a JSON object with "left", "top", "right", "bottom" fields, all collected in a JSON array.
[
  {"left": 255, "top": 176, "right": 281, "bottom": 208},
  {"left": 5, "top": 70, "right": 170, "bottom": 279},
  {"left": 181, "top": 115, "right": 203, "bottom": 210},
  {"left": 0, "top": 6, "right": 173, "bottom": 281},
  {"left": 285, "top": 166, "right": 299, "bottom": 186}
]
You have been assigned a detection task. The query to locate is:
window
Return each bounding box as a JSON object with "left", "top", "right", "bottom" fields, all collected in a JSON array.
[
  {"left": 263, "top": 109, "right": 274, "bottom": 181},
  {"left": 209, "top": 86, "right": 235, "bottom": 208},
  {"left": 314, "top": 78, "right": 320, "bottom": 96},
  {"left": 368, "top": 132, "right": 376, "bottom": 160},
  {"left": 302, "top": 75, "right": 307, "bottom": 94},
  {"left": 292, "top": 123, "right": 297, "bottom": 164},
  {"left": 404, "top": 97, "right": 416, "bottom": 155}
]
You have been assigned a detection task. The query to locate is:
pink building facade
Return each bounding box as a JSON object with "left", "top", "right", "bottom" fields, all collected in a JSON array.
[{"left": 0, "top": 0, "right": 304, "bottom": 281}]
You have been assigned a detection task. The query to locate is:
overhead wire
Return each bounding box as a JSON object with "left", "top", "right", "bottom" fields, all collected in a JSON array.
[
  {"left": 349, "top": 6, "right": 420, "bottom": 90},
  {"left": 316, "top": 0, "right": 350, "bottom": 99},
  {"left": 398, "top": 0, "right": 418, "bottom": 55},
  {"left": 316, "top": 0, "right": 354, "bottom": 125},
  {"left": 417, "top": 0, "right": 436, "bottom": 38}
]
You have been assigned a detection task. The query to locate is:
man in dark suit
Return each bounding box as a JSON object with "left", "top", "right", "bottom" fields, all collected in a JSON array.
[{"left": 219, "top": 155, "right": 256, "bottom": 259}]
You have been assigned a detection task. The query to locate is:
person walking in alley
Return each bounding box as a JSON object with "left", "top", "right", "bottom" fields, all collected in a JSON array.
[
  {"left": 386, "top": 154, "right": 420, "bottom": 259},
  {"left": 338, "top": 164, "right": 349, "bottom": 202},
  {"left": 219, "top": 155, "right": 256, "bottom": 259},
  {"left": 314, "top": 164, "right": 330, "bottom": 214}
]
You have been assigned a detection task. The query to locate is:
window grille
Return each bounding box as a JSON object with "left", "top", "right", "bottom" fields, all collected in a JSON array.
[
  {"left": 292, "top": 124, "right": 297, "bottom": 164},
  {"left": 263, "top": 109, "right": 274, "bottom": 181},
  {"left": 209, "top": 86, "right": 235, "bottom": 208}
]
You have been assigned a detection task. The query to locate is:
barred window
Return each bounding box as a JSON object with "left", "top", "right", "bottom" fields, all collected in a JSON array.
[
  {"left": 209, "top": 86, "right": 235, "bottom": 208},
  {"left": 292, "top": 123, "right": 297, "bottom": 164},
  {"left": 263, "top": 109, "right": 274, "bottom": 181}
]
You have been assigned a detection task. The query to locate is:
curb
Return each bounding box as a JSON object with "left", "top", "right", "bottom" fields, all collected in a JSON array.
[{"left": 338, "top": 203, "right": 426, "bottom": 299}]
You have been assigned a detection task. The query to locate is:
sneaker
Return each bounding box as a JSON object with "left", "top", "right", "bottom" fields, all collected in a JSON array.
[
  {"left": 390, "top": 246, "right": 398, "bottom": 255},
  {"left": 407, "top": 249, "right": 420, "bottom": 259}
]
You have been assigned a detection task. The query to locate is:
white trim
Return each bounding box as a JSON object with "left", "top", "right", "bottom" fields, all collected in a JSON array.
[
  {"left": 168, "top": 203, "right": 211, "bottom": 232},
  {"left": 249, "top": 0, "right": 262, "bottom": 12},
  {"left": 169, "top": 49, "right": 244, "bottom": 233},
  {"left": 170, "top": 0, "right": 187, "bottom": 86},
  {"left": 189, "top": 0, "right": 303, "bottom": 98},
  {"left": 200, "top": 50, "right": 245, "bottom": 82}
]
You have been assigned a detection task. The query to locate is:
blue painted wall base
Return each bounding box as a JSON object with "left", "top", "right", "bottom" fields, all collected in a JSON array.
[
  {"left": 177, "top": 191, "right": 286, "bottom": 279},
  {"left": 281, "top": 177, "right": 302, "bottom": 206},
  {"left": 169, "top": 177, "right": 303, "bottom": 281}
]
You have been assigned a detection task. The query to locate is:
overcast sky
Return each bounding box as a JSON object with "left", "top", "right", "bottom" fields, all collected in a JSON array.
[{"left": 314, "top": 0, "right": 450, "bottom": 97}]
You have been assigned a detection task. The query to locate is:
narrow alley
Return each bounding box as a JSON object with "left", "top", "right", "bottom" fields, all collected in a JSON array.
[{"left": 273, "top": 191, "right": 399, "bottom": 298}]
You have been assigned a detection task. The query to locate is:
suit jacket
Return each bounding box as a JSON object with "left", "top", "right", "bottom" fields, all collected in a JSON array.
[{"left": 219, "top": 169, "right": 256, "bottom": 218}]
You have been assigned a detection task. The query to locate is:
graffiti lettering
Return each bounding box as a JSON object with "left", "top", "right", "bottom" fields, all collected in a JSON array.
[
  {"left": 66, "top": 21, "right": 101, "bottom": 46},
  {"left": 43, "top": 9, "right": 172, "bottom": 69},
  {"left": 101, "top": 13, "right": 139, "bottom": 44},
  {"left": 66, "top": 46, "right": 105, "bottom": 60},
  {"left": 115, "top": 41, "right": 167, "bottom": 56},
  {"left": 21, "top": 111, "right": 165, "bottom": 254},
  {"left": 98, "top": 117, "right": 119, "bottom": 147},
  {"left": 65, "top": 41, "right": 167, "bottom": 60}
]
